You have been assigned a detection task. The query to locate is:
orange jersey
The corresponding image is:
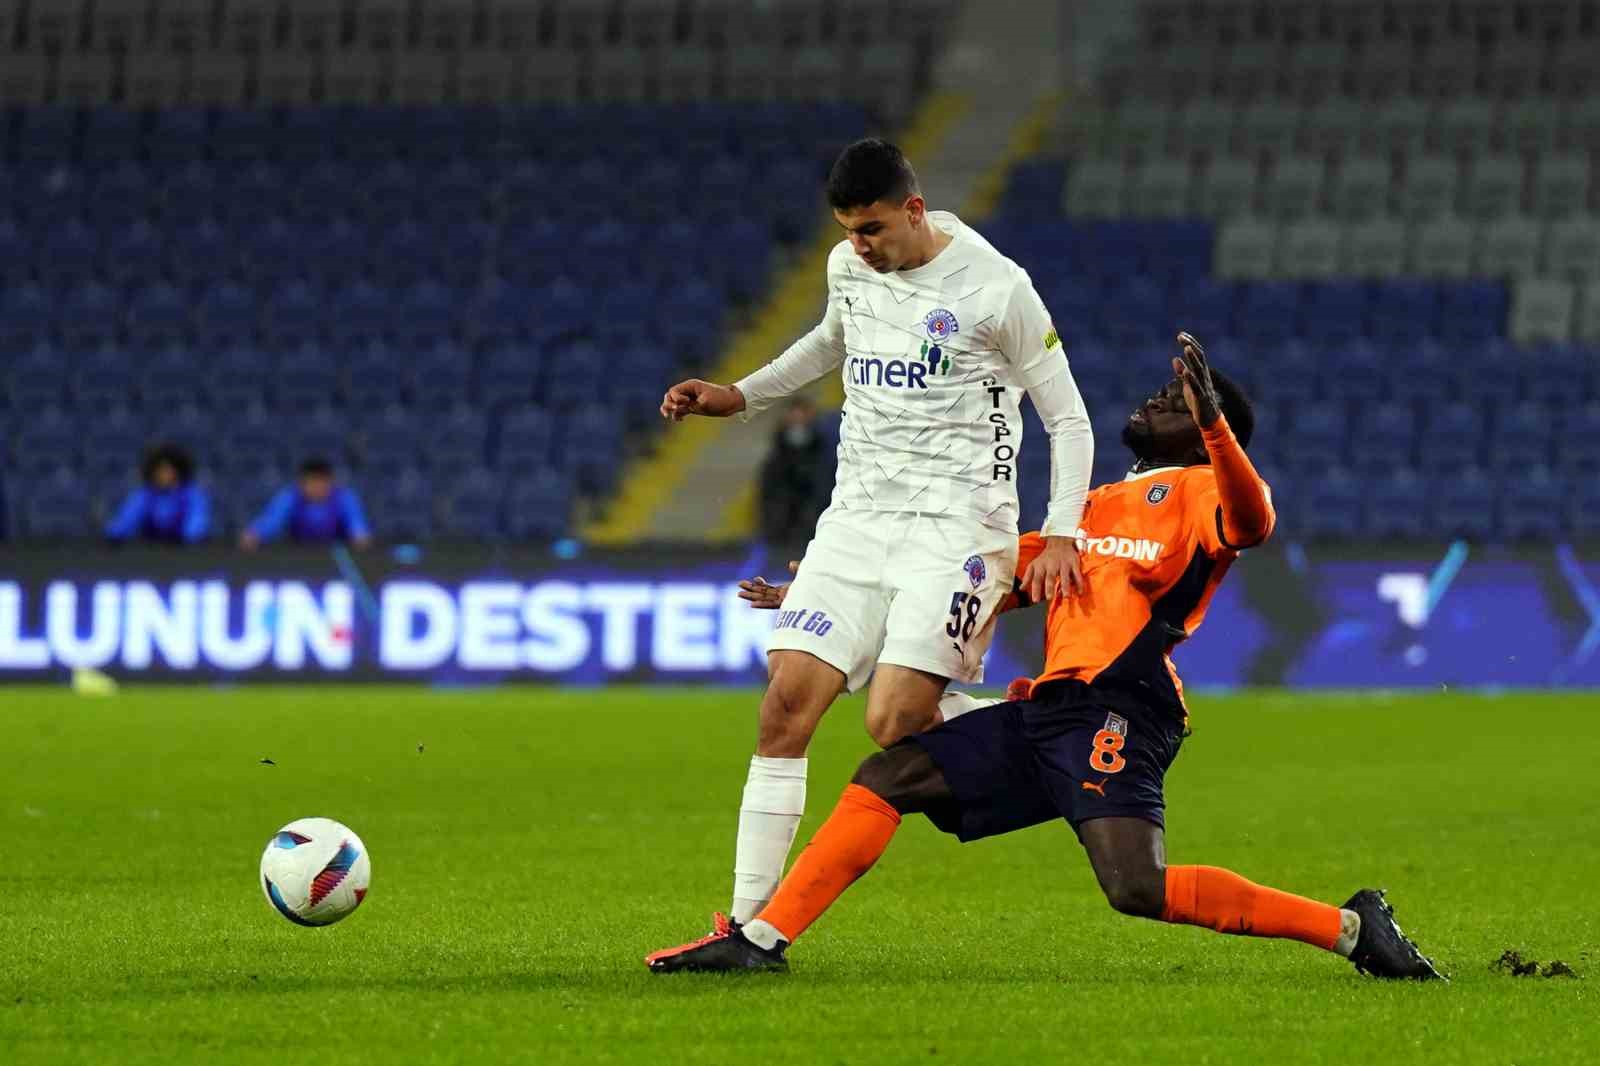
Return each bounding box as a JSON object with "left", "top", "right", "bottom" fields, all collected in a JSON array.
[{"left": 1008, "top": 430, "right": 1274, "bottom": 721}]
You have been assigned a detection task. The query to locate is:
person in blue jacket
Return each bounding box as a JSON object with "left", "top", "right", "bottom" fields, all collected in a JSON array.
[
  {"left": 105, "top": 443, "right": 213, "bottom": 544},
  {"left": 240, "top": 457, "right": 372, "bottom": 550}
]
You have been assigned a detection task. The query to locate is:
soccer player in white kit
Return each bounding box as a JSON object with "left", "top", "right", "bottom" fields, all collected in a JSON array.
[{"left": 651, "top": 140, "right": 1095, "bottom": 950}]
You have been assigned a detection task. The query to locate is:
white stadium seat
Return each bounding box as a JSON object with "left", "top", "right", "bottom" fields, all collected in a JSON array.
[
  {"left": 55, "top": 52, "right": 116, "bottom": 105},
  {"left": 321, "top": 47, "right": 389, "bottom": 104},
  {"left": 1214, "top": 216, "right": 1277, "bottom": 280},
  {"left": 590, "top": 45, "right": 655, "bottom": 103},
  {"left": 457, "top": 49, "right": 518, "bottom": 103},
  {"left": 0, "top": 51, "right": 50, "bottom": 105},
  {"left": 657, "top": 43, "right": 715, "bottom": 102},
  {"left": 1509, "top": 278, "right": 1576, "bottom": 345},
  {"left": 354, "top": 0, "right": 413, "bottom": 49},
  {"left": 1577, "top": 281, "right": 1600, "bottom": 343},
  {"left": 1277, "top": 218, "right": 1341, "bottom": 279},
  {"left": 1196, "top": 156, "right": 1258, "bottom": 218},
  {"left": 1475, "top": 216, "right": 1543, "bottom": 279},
  {"left": 124, "top": 50, "right": 189, "bottom": 107},
  {"left": 1399, "top": 156, "right": 1460, "bottom": 221},
  {"left": 522, "top": 46, "right": 582, "bottom": 104},
  {"left": 391, "top": 50, "right": 453, "bottom": 104},
  {"left": 1542, "top": 217, "right": 1600, "bottom": 281},
  {"left": 1262, "top": 155, "right": 1325, "bottom": 220},
  {"left": 1329, "top": 155, "right": 1393, "bottom": 220},
  {"left": 1128, "top": 158, "right": 1192, "bottom": 218},
  {"left": 1463, "top": 155, "right": 1525, "bottom": 220},
  {"left": 1065, "top": 157, "right": 1128, "bottom": 219},
  {"left": 1340, "top": 218, "right": 1407, "bottom": 279},
  {"left": 1408, "top": 216, "right": 1474, "bottom": 278},
  {"left": 1532, "top": 155, "right": 1591, "bottom": 219},
  {"left": 257, "top": 50, "right": 318, "bottom": 104}
]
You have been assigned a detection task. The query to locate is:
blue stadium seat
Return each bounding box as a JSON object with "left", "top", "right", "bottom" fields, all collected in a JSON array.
[
  {"left": 145, "top": 108, "right": 211, "bottom": 162},
  {"left": 342, "top": 346, "right": 407, "bottom": 411},
  {"left": 58, "top": 280, "right": 122, "bottom": 348},
  {"left": 496, "top": 405, "right": 556, "bottom": 468},
  {"left": 357, "top": 405, "right": 421, "bottom": 469},
  {"left": 125, "top": 280, "right": 190, "bottom": 346},
  {"left": 566, "top": 405, "right": 624, "bottom": 494},
  {"left": 1100, "top": 278, "right": 1169, "bottom": 347},
  {"left": 166, "top": 217, "right": 232, "bottom": 286},
  {"left": 1300, "top": 282, "right": 1369, "bottom": 343},
  {"left": 1369, "top": 281, "right": 1446, "bottom": 344},
  {"left": 1435, "top": 282, "right": 1507, "bottom": 343},
  {"left": 16, "top": 107, "right": 78, "bottom": 162},
  {"left": 1556, "top": 405, "right": 1600, "bottom": 473},
  {"left": 140, "top": 348, "right": 203, "bottom": 411},
  {"left": 220, "top": 407, "right": 289, "bottom": 469},
  {"left": 1236, "top": 283, "right": 1302, "bottom": 346},
  {"left": 11, "top": 407, "right": 80, "bottom": 474},
  {"left": 1348, "top": 403, "right": 1416, "bottom": 471},
  {"left": 213, "top": 109, "right": 277, "bottom": 162},
  {"left": 24, "top": 468, "right": 90, "bottom": 539},
  {"left": 195, "top": 280, "right": 259, "bottom": 345},
  {"left": 1430, "top": 468, "right": 1498, "bottom": 540},
  {"left": 1490, "top": 402, "right": 1552, "bottom": 470},
  {"left": 36, "top": 218, "right": 101, "bottom": 287},
  {"left": 1363, "top": 468, "right": 1429, "bottom": 538},
  {"left": 431, "top": 406, "right": 490, "bottom": 477},
  {"left": 1499, "top": 468, "right": 1565, "bottom": 541},
  {"left": 1327, "top": 338, "right": 1389, "bottom": 407},
  {"left": 82, "top": 408, "right": 149, "bottom": 473},
  {"left": 288, "top": 405, "right": 350, "bottom": 465},
  {"left": 1568, "top": 479, "right": 1600, "bottom": 538},
  {"left": 478, "top": 343, "right": 539, "bottom": 409},
  {"left": 1299, "top": 468, "right": 1365, "bottom": 539},
  {"left": 104, "top": 219, "right": 163, "bottom": 287},
  {"left": 1418, "top": 402, "right": 1486, "bottom": 472},
  {"left": 1281, "top": 406, "right": 1348, "bottom": 474},
  {"left": 4, "top": 346, "right": 68, "bottom": 410},
  {"left": 1170, "top": 277, "right": 1239, "bottom": 340},
  {"left": 400, "top": 279, "right": 459, "bottom": 345},
  {"left": 370, "top": 469, "right": 434, "bottom": 541},
  {"left": 327, "top": 279, "right": 393, "bottom": 342},
  {"left": 261, "top": 279, "right": 325, "bottom": 345},
  {"left": 208, "top": 346, "right": 273, "bottom": 412},
  {"left": 82, "top": 111, "right": 142, "bottom": 165},
  {"left": 438, "top": 468, "right": 503, "bottom": 539},
  {"left": 275, "top": 349, "right": 341, "bottom": 412},
  {"left": 161, "top": 402, "right": 219, "bottom": 458},
  {"left": 412, "top": 343, "right": 473, "bottom": 411},
  {"left": 73, "top": 347, "right": 137, "bottom": 411},
  {"left": 505, "top": 469, "right": 573, "bottom": 540}
]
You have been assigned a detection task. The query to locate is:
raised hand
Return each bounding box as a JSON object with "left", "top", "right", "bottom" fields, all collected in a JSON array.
[
  {"left": 660, "top": 379, "right": 747, "bottom": 421},
  {"left": 1172, "top": 331, "right": 1221, "bottom": 430}
]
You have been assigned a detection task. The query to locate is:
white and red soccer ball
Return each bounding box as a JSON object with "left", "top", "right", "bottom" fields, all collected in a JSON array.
[{"left": 259, "top": 817, "right": 371, "bottom": 926}]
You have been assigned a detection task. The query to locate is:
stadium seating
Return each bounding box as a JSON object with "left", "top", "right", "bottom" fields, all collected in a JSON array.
[
  {"left": 1008, "top": 0, "right": 1600, "bottom": 543},
  {"left": 0, "top": 96, "right": 869, "bottom": 540}
]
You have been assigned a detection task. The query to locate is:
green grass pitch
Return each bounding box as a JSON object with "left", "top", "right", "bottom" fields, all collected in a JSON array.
[{"left": 2, "top": 684, "right": 1595, "bottom": 1065}]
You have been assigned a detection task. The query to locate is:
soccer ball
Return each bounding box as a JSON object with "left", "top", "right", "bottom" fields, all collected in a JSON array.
[{"left": 259, "top": 817, "right": 371, "bottom": 927}]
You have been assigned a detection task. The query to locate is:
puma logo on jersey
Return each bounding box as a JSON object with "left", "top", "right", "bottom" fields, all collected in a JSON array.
[{"left": 1072, "top": 529, "right": 1165, "bottom": 562}]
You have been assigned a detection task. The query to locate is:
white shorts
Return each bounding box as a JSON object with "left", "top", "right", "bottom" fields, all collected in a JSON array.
[{"left": 766, "top": 509, "right": 1019, "bottom": 693}]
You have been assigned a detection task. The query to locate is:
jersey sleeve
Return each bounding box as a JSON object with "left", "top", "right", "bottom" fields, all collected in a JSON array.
[
  {"left": 1192, "top": 418, "right": 1276, "bottom": 557},
  {"left": 992, "top": 273, "right": 1066, "bottom": 390},
  {"left": 997, "top": 532, "right": 1045, "bottom": 613},
  {"left": 732, "top": 245, "right": 849, "bottom": 417}
]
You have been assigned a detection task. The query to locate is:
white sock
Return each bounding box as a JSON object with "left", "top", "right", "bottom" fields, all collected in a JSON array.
[
  {"left": 741, "top": 918, "right": 788, "bottom": 951},
  {"left": 937, "top": 690, "right": 1005, "bottom": 724},
  {"left": 1333, "top": 909, "right": 1360, "bottom": 957},
  {"left": 731, "top": 755, "right": 807, "bottom": 924}
]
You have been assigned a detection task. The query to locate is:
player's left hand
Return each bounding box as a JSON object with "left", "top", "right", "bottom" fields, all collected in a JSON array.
[
  {"left": 1020, "top": 536, "right": 1085, "bottom": 603},
  {"left": 1173, "top": 331, "right": 1221, "bottom": 430},
  {"left": 738, "top": 560, "right": 799, "bottom": 609}
]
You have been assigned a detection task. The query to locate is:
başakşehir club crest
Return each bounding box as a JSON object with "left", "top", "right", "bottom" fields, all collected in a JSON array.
[
  {"left": 963, "top": 554, "right": 987, "bottom": 589},
  {"left": 920, "top": 308, "right": 959, "bottom": 376},
  {"left": 1146, "top": 483, "right": 1172, "bottom": 505}
]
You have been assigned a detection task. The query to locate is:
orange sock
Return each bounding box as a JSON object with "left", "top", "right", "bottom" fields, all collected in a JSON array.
[
  {"left": 756, "top": 784, "right": 902, "bottom": 943},
  {"left": 1162, "top": 865, "right": 1342, "bottom": 951}
]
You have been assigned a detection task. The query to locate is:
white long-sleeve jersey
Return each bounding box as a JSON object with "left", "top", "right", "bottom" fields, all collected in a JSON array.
[{"left": 735, "top": 211, "right": 1093, "bottom": 538}]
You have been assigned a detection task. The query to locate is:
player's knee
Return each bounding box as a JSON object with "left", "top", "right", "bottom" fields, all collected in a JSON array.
[
  {"left": 864, "top": 702, "right": 934, "bottom": 749},
  {"left": 849, "top": 743, "right": 929, "bottom": 815},
  {"left": 757, "top": 660, "right": 833, "bottom": 756},
  {"left": 1101, "top": 870, "right": 1166, "bottom": 919}
]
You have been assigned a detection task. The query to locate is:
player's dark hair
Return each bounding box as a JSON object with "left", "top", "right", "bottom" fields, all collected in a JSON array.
[
  {"left": 299, "top": 457, "right": 335, "bottom": 478},
  {"left": 1209, "top": 368, "right": 1254, "bottom": 449},
  {"left": 826, "top": 138, "right": 920, "bottom": 210},
  {"left": 141, "top": 442, "right": 194, "bottom": 484}
]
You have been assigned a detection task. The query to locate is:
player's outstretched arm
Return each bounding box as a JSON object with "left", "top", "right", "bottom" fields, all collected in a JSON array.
[
  {"left": 1174, "top": 332, "right": 1273, "bottom": 547},
  {"left": 661, "top": 379, "right": 747, "bottom": 421}
]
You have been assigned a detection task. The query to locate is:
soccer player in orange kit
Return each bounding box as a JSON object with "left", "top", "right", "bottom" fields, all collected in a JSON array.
[{"left": 647, "top": 333, "right": 1444, "bottom": 980}]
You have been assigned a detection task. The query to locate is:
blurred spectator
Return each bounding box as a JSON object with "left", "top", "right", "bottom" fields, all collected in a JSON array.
[
  {"left": 241, "top": 458, "right": 372, "bottom": 550},
  {"left": 105, "top": 443, "right": 213, "bottom": 544},
  {"left": 759, "top": 398, "right": 827, "bottom": 559}
]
